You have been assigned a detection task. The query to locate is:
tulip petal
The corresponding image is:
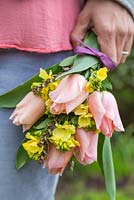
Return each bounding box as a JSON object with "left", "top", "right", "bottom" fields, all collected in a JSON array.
[
  {"left": 88, "top": 91, "right": 105, "bottom": 129},
  {"left": 45, "top": 145, "right": 74, "bottom": 175},
  {"left": 16, "top": 91, "right": 35, "bottom": 108},
  {"left": 18, "top": 98, "right": 45, "bottom": 124},
  {"left": 9, "top": 109, "right": 18, "bottom": 120},
  {"left": 102, "top": 91, "right": 124, "bottom": 132},
  {"left": 100, "top": 116, "right": 114, "bottom": 137},
  {"left": 10, "top": 92, "right": 45, "bottom": 131},
  {"left": 12, "top": 115, "right": 21, "bottom": 126},
  {"left": 49, "top": 74, "right": 87, "bottom": 103},
  {"left": 75, "top": 128, "right": 98, "bottom": 165},
  {"left": 66, "top": 90, "right": 88, "bottom": 114},
  {"left": 50, "top": 102, "right": 66, "bottom": 115}
]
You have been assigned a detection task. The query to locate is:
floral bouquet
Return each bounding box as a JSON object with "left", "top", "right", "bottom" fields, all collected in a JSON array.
[{"left": 0, "top": 32, "right": 124, "bottom": 200}]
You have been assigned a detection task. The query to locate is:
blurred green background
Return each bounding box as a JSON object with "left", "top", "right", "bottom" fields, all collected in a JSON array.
[{"left": 56, "top": 49, "right": 134, "bottom": 200}]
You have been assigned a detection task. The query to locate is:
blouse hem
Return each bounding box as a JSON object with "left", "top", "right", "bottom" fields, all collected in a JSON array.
[{"left": 0, "top": 44, "right": 73, "bottom": 54}]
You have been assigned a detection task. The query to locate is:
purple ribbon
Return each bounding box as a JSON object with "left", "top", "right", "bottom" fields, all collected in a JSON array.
[{"left": 74, "top": 43, "right": 116, "bottom": 70}]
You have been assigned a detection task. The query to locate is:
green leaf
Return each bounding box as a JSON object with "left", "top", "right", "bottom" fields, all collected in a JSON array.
[
  {"left": 57, "top": 32, "right": 99, "bottom": 79},
  {"left": 0, "top": 63, "right": 60, "bottom": 108},
  {"left": 48, "top": 63, "right": 62, "bottom": 74},
  {"left": 16, "top": 144, "right": 30, "bottom": 170},
  {"left": 0, "top": 74, "right": 41, "bottom": 108},
  {"left": 71, "top": 116, "right": 78, "bottom": 126},
  {"left": 97, "top": 133, "right": 105, "bottom": 174},
  {"left": 59, "top": 55, "right": 76, "bottom": 67},
  {"left": 72, "top": 56, "right": 98, "bottom": 72},
  {"left": 103, "top": 138, "right": 116, "bottom": 200},
  {"left": 35, "top": 118, "right": 52, "bottom": 130},
  {"left": 102, "top": 79, "right": 113, "bottom": 90},
  {"left": 84, "top": 32, "right": 100, "bottom": 49},
  {"left": 98, "top": 135, "right": 116, "bottom": 200},
  {"left": 83, "top": 69, "right": 90, "bottom": 80}
]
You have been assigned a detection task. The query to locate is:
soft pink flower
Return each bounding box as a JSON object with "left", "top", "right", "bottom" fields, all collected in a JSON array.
[
  {"left": 75, "top": 128, "right": 98, "bottom": 165},
  {"left": 10, "top": 92, "right": 45, "bottom": 132},
  {"left": 45, "top": 145, "right": 74, "bottom": 175},
  {"left": 49, "top": 74, "right": 88, "bottom": 114},
  {"left": 88, "top": 91, "right": 124, "bottom": 137},
  {"left": 50, "top": 102, "right": 66, "bottom": 115}
]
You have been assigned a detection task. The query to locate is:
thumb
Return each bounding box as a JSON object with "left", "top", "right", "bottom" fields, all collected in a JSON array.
[{"left": 70, "top": 2, "right": 92, "bottom": 47}]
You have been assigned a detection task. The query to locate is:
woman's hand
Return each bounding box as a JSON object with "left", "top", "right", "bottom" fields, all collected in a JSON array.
[{"left": 71, "top": 0, "right": 134, "bottom": 65}]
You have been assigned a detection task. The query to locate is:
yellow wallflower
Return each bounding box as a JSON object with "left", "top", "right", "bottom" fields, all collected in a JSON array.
[
  {"left": 45, "top": 99, "right": 51, "bottom": 114},
  {"left": 39, "top": 68, "right": 53, "bottom": 80},
  {"left": 40, "top": 80, "right": 60, "bottom": 101},
  {"left": 31, "top": 82, "right": 41, "bottom": 88},
  {"left": 57, "top": 137, "right": 79, "bottom": 151},
  {"left": 49, "top": 122, "right": 79, "bottom": 151},
  {"left": 22, "top": 132, "right": 43, "bottom": 160},
  {"left": 86, "top": 68, "right": 107, "bottom": 93},
  {"left": 96, "top": 67, "right": 108, "bottom": 81},
  {"left": 86, "top": 81, "right": 94, "bottom": 93},
  {"left": 49, "top": 80, "right": 60, "bottom": 91},
  {"left": 32, "top": 130, "right": 43, "bottom": 137},
  {"left": 78, "top": 113, "right": 92, "bottom": 128},
  {"left": 41, "top": 86, "right": 49, "bottom": 101},
  {"left": 74, "top": 104, "right": 89, "bottom": 115}
]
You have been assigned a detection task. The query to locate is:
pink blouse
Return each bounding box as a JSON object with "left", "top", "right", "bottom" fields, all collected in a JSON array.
[{"left": 0, "top": 0, "right": 81, "bottom": 53}]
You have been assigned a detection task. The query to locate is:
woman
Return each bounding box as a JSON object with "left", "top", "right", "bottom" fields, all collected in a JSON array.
[{"left": 0, "top": 0, "right": 134, "bottom": 200}]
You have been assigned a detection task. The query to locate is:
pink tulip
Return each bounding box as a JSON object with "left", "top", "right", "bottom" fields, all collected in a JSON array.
[
  {"left": 10, "top": 92, "right": 45, "bottom": 132},
  {"left": 45, "top": 145, "right": 74, "bottom": 175},
  {"left": 88, "top": 91, "right": 124, "bottom": 137},
  {"left": 49, "top": 74, "right": 88, "bottom": 114},
  {"left": 75, "top": 128, "right": 98, "bottom": 165},
  {"left": 50, "top": 102, "right": 66, "bottom": 115}
]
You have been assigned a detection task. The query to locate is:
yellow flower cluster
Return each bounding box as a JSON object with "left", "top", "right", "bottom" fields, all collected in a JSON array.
[
  {"left": 22, "top": 132, "right": 43, "bottom": 160},
  {"left": 96, "top": 67, "right": 108, "bottom": 81},
  {"left": 41, "top": 81, "right": 59, "bottom": 100},
  {"left": 31, "top": 68, "right": 60, "bottom": 113},
  {"left": 74, "top": 104, "right": 88, "bottom": 115},
  {"left": 74, "top": 103, "right": 95, "bottom": 129},
  {"left": 39, "top": 68, "right": 53, "bottom": 80},
  {"left": 86, "top": 67, "right": 108, "bottom": 93},
  {"left": 78, "top": 113, "right": 93, "bottom": 128},
  {"left": 49, "top": 122, "right": 79, "bottom": 151},
  {"left": 39, "top": 69, "right": 60, "bottom": 102}
]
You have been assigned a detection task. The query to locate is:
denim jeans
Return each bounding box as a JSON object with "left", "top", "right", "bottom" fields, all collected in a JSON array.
[{"left": 0, "top": 49, "right": 72, "bottom": 200}]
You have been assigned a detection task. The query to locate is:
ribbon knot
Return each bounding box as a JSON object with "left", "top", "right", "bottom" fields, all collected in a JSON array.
[{"left": 74, "top": 43, "right": 116, "bottom": 70}]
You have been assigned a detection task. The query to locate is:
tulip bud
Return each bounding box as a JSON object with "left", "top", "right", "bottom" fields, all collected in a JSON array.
[{"left": 10, "top": 92, "right": 45, "bottom": 132}]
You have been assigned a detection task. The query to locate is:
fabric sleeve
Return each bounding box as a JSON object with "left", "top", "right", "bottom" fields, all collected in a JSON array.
[
  {"left": 114, "top": 0, "right": 134, "bottom": 18},
  {"left": 81, "top": 0, "right": 134, "bottom": 18}
]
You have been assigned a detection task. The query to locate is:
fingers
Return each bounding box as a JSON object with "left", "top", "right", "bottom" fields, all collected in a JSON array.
[
  {"left": 116, "top": 20, "right": 134, "bottom": 64},
  {"left": 120, "top": 35, "right": 134, "bottom": 64},
  {"left": 116, "top": 31, "right": 127, "bottom": 64},
  {"left": 95, "top": 19, "right": 133, "bottom": 65},
  {"left": 70, "top": 1, "right": 92, "bottom": 47},
  {"left": 93, "top": 26, "right": 133, "bottom": 65},
  {"left": 97, "top": 31, "right": 117, "bottom": 65}
]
